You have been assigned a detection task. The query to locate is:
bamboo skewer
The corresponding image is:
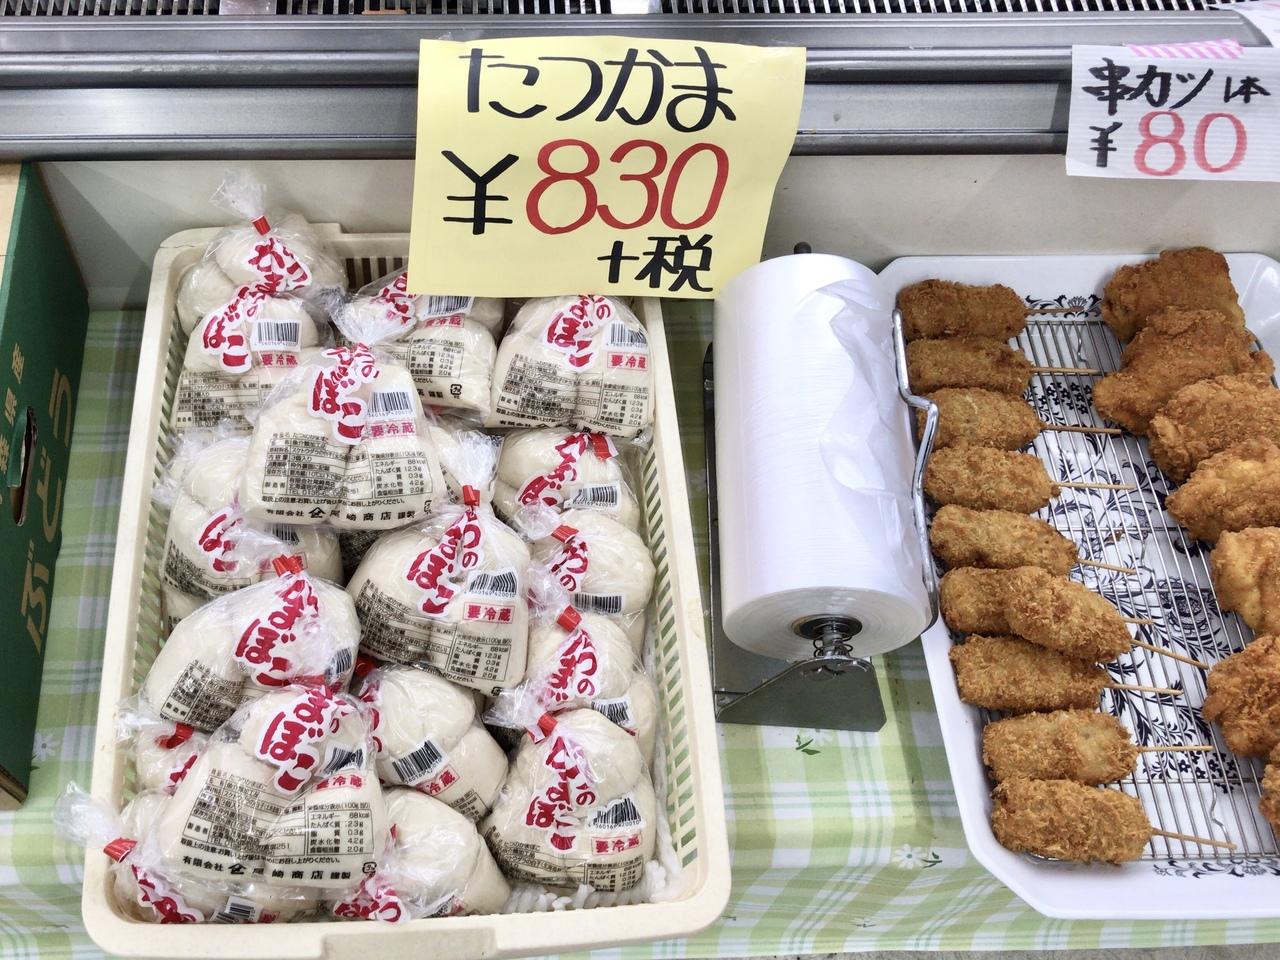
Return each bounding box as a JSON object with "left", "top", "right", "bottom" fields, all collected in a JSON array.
[
  {"left": 1058, "top": 480, "right": 1135, "bottom": 492},
  {"left": 1137, "top": 744, "right": 1214, "bottom": 754},
  {"left": 1044, "top": 423, "right": 1124, "bottom": 436},
  {"left": 1107, "top": 683, "right": 1183, "bottom": 697},
  {"left": 1152, "top": 829, "right": 1237, "bottom": 850},
  {"left": 1032, "top": 365, "right": 1103, "bottom": 376},
  {"left": 1078, "top": 559, "right": 1138, "bottom": 575},
  {"left": 1122, "top": 617, "right": 1155, "bottom": 625},
  {"left": 1130, "top": 640, "right": 1210, "bottom": 670}
]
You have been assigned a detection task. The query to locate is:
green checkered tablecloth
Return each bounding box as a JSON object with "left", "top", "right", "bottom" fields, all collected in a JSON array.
[{"left": 4, "top": 306, "right": 1280, "bottom": 958}]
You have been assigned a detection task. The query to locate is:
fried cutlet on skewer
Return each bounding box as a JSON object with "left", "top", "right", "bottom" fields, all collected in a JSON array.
[
  {"left": 907, "top": 337, "right": 1034, "bottom": 395},
  {"left": 983, "top": 711, "right": 1138, "bottom": 785},
  {"left": 898, "top": 280, "right": 1028, "bottom": 341}
]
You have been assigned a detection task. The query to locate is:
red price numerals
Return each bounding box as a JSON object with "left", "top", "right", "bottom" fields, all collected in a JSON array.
[
  {"left": 526, "top": 139, "right": 729, "bottom": 236},
  {"left": 1134, "top": 110, "right": 1248, "bottom": 177}
]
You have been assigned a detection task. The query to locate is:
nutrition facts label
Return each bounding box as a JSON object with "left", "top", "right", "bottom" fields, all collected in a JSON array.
[
  {"left": 335, "top": 443, "right": 433, "bottom": 525},
  {"left": 172, "top": 370, "right": 262, "bottom": 431},
  {"left": 159, "top": 661, "right": 244, "bottom": 730},
  {"left": 163, "top": 539, "right": 254, "bottom": 601},
  {"left": 354, "top": 581, "right": 517, "bottom": 691},
  {"left": 578, "top": 376, "right": 649, "bottom": 435},
  {"left": 493, "top": 355, "right": 577, "bottom": 426},
  {"left": 259, "top": 431, "right": 346, "bottom": 518},
  {"left": 178, "top": 770, "right": 288, "bottom": 874}
]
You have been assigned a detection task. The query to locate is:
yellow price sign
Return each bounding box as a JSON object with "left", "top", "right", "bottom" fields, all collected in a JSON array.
[{"left": 408, "top": 36, "right": 805, "bottom": 299}]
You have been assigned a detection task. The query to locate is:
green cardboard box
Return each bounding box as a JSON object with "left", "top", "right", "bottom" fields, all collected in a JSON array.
[{"left": 0, "top": 164, "right": 88, "bottom": 806}]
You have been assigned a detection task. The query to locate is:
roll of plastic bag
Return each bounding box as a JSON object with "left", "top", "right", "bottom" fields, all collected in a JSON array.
[{"left": 714, "top": 254, "right": 929, "bottom": 661}]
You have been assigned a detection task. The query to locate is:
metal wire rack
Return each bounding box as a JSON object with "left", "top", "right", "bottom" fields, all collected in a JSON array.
[{"left": 915, "top": 305, "right": 1278, "bottom": 863}]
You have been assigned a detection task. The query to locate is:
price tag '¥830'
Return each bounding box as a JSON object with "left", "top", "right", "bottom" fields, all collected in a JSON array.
[
  {"left": 408, "top": 36, "right": 805, "bottom": 299},
  {"left": 1066, "top": 43, "right": 1280, "bottom": 182}
]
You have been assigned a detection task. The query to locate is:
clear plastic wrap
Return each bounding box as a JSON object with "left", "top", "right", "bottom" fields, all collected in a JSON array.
[
  {"left": 55, "top": 783, "right": 319, "bottom": 924},
  {"left": 480, "top": 709, "right": 656, "bottom": 892},
  {"left": 158, "top": 433, "right": 343, "bottom": 629},
  {"left": 488, "top": 295, "right": 653, "bottom": 438},
  {"left": 527, "top": 511, "right": 654, "bottom": 650},
  {"left": 344, "top": 269, "right": 505, "bottom": 340},
  {"left": 175, "top": 259, "right": 237, "bottom": 337},
  {"left": 170, "top": 296, "right": 330, "bottom": 434},
  {"left": 493, "top": 429, "right": 640, "bottom": 531},
  {"left": 347, "top": 434, "right": 532, "bottom": 695},
  {"left": 118, "top": 698, "right": 210, "bottom": 795},
  {"left": 155, "top": 686, "right": 384, "bottom": 894},
  {"left": 485, "top": 608, "right": 656, "bottom": 762},
  {"left": 356, "top": 664, "right": 507, "bottom": 821},
  {"left": 142, "top": 558, "right": 360, "bottom": 732},
  {"left": 331, "top": 789, "right": 509, "bottom": 921},
  {"left": 204, "top": 171, "right": 345, "bottom": 295},
  {"left": 239, "top": 338, "right": 448, "bottom": 531},
  {"left": 340, "top": 270, "right": 502, "bottom": 419}
]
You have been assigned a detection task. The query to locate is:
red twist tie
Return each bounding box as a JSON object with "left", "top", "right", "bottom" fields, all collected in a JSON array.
[
  {"left": 103, "top": 838, "right": 137, "bottom": 863},
  {"left": 551, "top": 524, "right": 578, "bottom": 544},
  {"left": 251, "top": 215, "right": 271, "bottom": 236},
  {"left": 272, "top": 555, "right": 305, "bottom": 576},
  {"left": 588, "top": 433, "right": 614, "bottom": 460},
  {"left": 156, "top": 723, "right": 195, "bottom": 750},
  {"left": 526, "top": 713, "right": 558, "bottom": 742},
  {"left": 353, "top": 655, "right": 379, "bottom": 679},
  {"left": 557, "top": 606, "right": 581, "bottom": 631},
  {"left": 462, "top": 485, "right": 481, "bottom": 507}
]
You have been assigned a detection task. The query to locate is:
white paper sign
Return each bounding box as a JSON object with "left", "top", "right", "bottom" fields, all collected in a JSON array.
[
  {"left": 1226, "top": 1, "right": 1280, "bottom": 46},
  {"left": 1067, "top": 44, "right": 1280, "bottom": 182}
]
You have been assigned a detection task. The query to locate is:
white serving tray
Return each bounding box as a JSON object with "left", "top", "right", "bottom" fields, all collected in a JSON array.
[{"left": 879, "top": 253, "right": 1280, "bottom": 921}]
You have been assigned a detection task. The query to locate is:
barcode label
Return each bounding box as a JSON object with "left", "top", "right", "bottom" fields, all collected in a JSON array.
[
  {"left": 570, "top": 483, "right": 620, "bottom": 510},
  {"left": 573, "top": 592, "right": 623, "bottom": 615},
  {"left": 328, "top": 647, "right": 354, "bottom": 682},
  {"left": 368, "top": 389, "right": 415, "bottom": 420},
  {"left": 606, "top": 322, "right": 648, "bottom": 351},
  {"left": 593, "top": 696, "right": 634, "bottom": 730},
  {"left": 269, "top": 523, "right": 301, "bottom": 545},
  {"left": 321, "top": 744, "right": 364, "bottom": 775},
  {"left": 211, "top": 896, "right": 261, "bottom": 924},
  {"left": 467, "top": 568, "right": 518, "bottom": 599},
  {"left": 390, "top": 738, "right": 446, "bottom": 785},
  {"left": 588, "top": 794, "right": 642, "bottom": 830},
  {"left": 423, "top": 295, "right": 474, "bottom": 319},
  {"left": 250, "top": 320, "right": 301, "bottom": 351}
]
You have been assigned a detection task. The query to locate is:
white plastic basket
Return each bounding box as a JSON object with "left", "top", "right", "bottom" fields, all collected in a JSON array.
[{"left": 84, "top": 227, "right": 730, "bottom": 959}]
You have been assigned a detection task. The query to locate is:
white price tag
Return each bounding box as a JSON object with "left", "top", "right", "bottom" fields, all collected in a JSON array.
[{"left": 1067, "top": 43, "right": 1280, "bottom": 181}]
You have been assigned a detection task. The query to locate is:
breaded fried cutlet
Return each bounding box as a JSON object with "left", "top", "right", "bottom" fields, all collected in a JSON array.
[
  {"left": 1148, "top": 375, "right": 1280, "bottom": 483},
  {"left": 940, "top": 566, "right": 1018, "bottom": 635},
  {"left": 898, "top": 279, "right": 1027, "bottom": 342},
  {"left": 924, "top": 447, "right": 1060, "bottom": 513},
  {"left": 1202, "top": 635, "right": 1280, "bottom": 757},
  {"left": 1101, "top": 247, "right": 1244, "bottom": 343},
  {"left": 921, "top": 388, "right": 1043, "bottom": 450},
  {"left": 1167, "top": 441, "right": 1280, "bottom": 541},
  {"left": 1092, "top": 308, "right": 1273, "bottom": 434},
  {"left": 950, "top": 634, "right": 1108, "bottom": 713},
  {"left": 1003, "top": 567, "right": 1133, "bottom": 662},
  {"left": 991, "top": 778, "right": 1152, "bottom": 863},
  {"left": 907, "top": 337, "right": 1033, "bottom": 395},
  {"left": 982, "top": 710, "right": 1138, "bottom": 785},
  {"left": 930, "top": 505, "right": 1078, "bottom": 575},
  {"left": 1260, "top": 744, "right": 1280, "bottom": 836},
  {"left": 1210, "top": 528, "right": 1280, "bottom": 636}
]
